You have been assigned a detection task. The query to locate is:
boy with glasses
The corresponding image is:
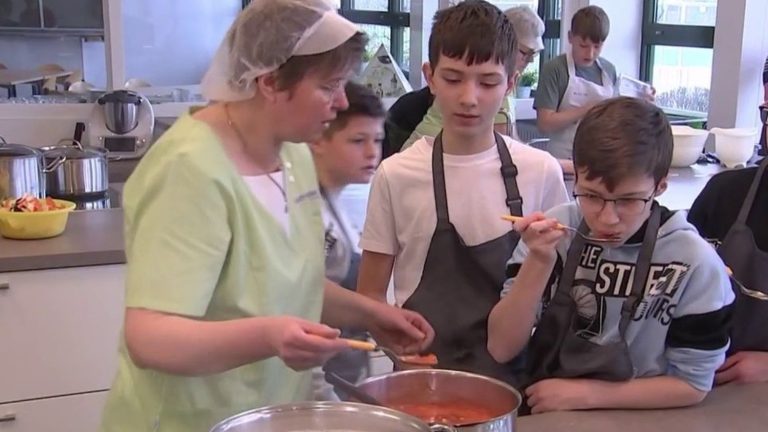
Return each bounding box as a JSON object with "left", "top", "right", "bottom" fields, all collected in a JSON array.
[{"left": 488, "top": 97, "right": 734, "bottom": 413}]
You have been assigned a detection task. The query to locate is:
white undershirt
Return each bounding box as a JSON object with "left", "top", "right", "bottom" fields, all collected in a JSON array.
[{"left": 242, "top": 171, "right": 289, "bottom": 233}]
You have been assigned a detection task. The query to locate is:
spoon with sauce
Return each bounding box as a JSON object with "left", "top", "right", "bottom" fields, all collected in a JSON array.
[{"left": 342, "top": 339, "right": 439, "bottom": 369}]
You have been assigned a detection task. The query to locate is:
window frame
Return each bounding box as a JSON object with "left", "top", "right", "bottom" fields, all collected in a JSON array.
[
  {"left": 639, "top": 0, "right": 715, "bottom": 83},
  {"left": 537, "top": 0, "right": 562, "bottom": 68}
]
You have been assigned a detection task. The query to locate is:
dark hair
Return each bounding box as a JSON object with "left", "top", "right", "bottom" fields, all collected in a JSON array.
[
  {"left": 571, "top": 5, "right": 610, "bottom": 44},
  {"left": 573, "top": 97, "right": 673, "bottom": 192},
  {"left": 323, "top": 82, "right": 386, "bottom": 137},
  {"left": 275, "top": 32, "right": 368, "bottom": 91},
  {"left": 428, "top": 0, "right": 517, "bottom": 75}
]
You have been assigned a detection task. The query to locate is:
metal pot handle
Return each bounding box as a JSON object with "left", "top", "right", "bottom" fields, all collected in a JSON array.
[
  {"left": 429, "top": 424, "right": 457, "bottom": 432},
  {"left": 0, "top": 136, "right": 6, "bottom": 145},
  {"left": 43, "top": 155, "right": 67, "bottom": 173},
  {"left": 55, "top": 138, "right": 85, "bottom": 150},
  {"left": 107, "top": 153, "right": 122, "bottom": 161}
]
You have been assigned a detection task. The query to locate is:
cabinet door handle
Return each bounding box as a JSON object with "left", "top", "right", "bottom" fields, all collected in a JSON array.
[
  {"left": 0, "top": 412, "right": 16, "bottom": 422},
  {"left": 0, "top": 281, "right": 8, "bottom": 291}
]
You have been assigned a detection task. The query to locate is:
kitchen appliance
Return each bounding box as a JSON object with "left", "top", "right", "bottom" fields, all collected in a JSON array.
[
  {"left": 209, "top": 402, "right": 453, "bottom": 432},
  {"left": 88, "top": 90, "right": 154, "bottom": 159},
  {"left": 41, "top": 139, "right": 112, "bottom": 198}
]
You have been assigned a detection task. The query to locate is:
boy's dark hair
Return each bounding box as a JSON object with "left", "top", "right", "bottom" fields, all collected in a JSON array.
[
  {"left": 428, "top": 0, "right": 517, "bottom": 75},
  {"left": 573, "top": 97, "right": 672, "bottom": 191},
  {"left": 275, "top": 32, "right": 368, "bottom": 92},
  {"left": 571, "top": 5, "right": 610, "bottom": 44},
  {"left": 323, "top": 82, "right": 386, "bottom": 138}
]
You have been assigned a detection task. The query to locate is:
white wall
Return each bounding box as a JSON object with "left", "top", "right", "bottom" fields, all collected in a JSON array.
[
  {"left": 708, "top": 0, "right": 768, "bottom": 136},
  {"left": 120, "top": 0, "right": 239, "bottom": 86},
  {"left": 0, "top": 35, "right": 82, "bottom": 71},
  {"left": 585, "top": 0, "right": 643, "bottom": 78}
]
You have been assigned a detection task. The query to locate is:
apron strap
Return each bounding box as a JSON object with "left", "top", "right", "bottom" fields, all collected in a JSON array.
[
  {"left": 551, "top": 219, "right": 590, "bottom": 303},
  {"left": 495, "top": 132, "right": 524, "bottom": 216},
  {"left": 735, "top": 158, "right": 768, "bottom": 224},
  {"left": 432, "top": 132, "right": 452, "bottom": 227},
  {"left": 618, "top": 203, "right": 662, "bottom": 335},
  {"left": 432, "top": 132, "right": 524, "bottom": 225}
]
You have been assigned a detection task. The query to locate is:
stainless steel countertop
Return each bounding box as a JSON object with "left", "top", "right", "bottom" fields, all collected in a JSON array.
[
  {"left": 0, "top": 209, "right": 125, "bottom": 272},
  {"left": 518, "top": 383, "right": 768, "bottom": 432}
]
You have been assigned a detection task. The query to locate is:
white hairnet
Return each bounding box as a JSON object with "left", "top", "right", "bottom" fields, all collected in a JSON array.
[
  {"left": 202, "top": 0, "right": 360, "bottom": 102},
  {"left": 505, "top": 6, "right": 545, "bottom": 51}
]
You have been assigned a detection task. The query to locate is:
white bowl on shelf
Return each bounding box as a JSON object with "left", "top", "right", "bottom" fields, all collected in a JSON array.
[
  {"left": 710, "top": 127, "right": 759, "bottom": 168},
  {"left": 670, "top": 125, "right": 708, "bottom": 167}
]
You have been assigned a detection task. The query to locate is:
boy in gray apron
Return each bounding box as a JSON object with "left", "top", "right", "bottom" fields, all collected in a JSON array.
[
  {"left": 359, "top": 0, "right": 569, "bottom": 387},
  {"left": 489, "top": 97, "right": 734, "bottom": 414},
  {"left": 688, "top": 154, "right": 768, "bottom": 384}
]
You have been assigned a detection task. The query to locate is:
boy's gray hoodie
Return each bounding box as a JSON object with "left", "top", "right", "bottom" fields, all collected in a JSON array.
[{"left": 504, "top": 202, "right": 735, "bottom": 391}]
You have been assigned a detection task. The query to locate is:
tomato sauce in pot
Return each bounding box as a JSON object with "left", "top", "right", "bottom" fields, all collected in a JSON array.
[{"left": 389, "top": 402, "right": 497, "bottom": 426}]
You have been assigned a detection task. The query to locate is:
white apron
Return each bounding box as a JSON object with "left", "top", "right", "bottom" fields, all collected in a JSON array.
[{"left": 548, "top": 53, "right": 616, "bottom": 160}]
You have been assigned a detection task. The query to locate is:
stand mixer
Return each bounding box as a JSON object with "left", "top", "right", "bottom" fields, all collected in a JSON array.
[{"left": 87, "top": 90, "right": 154, "bottom": 159}]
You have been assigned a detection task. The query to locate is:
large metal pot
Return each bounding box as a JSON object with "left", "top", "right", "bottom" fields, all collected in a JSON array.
[
  {"left": 356, "top": 370, "right": 521, "bottom": 432},
  {"left": 41, "top": 139, "right": 111, "bottom": 198},
  {"left": 0, "top": 137, "right": 47, "bottom": 199},
  {"left": 209, "top": 401, "right": 454, "bottom": 432}
]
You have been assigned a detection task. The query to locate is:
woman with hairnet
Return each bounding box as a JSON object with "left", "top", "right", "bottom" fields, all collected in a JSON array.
[{"left": 99, "top": 1, "right": 434, "bottom": 431}]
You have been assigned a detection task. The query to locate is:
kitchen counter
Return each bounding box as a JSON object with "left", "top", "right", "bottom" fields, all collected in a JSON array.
[
  {"left": 0, "top": 209, "right": 125, "bottom": 272},
  {"left": 518, "top": 383, "right": 768, "bottom": 432}
]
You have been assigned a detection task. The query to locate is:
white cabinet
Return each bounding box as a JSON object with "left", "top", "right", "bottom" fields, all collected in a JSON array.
[
  {"left": 0, "top": 391, "right": 108, "bottom": 432},
  {"left": 0, "top": 265, "right": 125, "bottom": 404}
]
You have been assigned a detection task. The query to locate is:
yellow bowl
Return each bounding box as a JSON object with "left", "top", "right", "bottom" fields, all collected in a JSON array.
[{"left": 0, "top": 199, "right": 76, "bottom": 240}]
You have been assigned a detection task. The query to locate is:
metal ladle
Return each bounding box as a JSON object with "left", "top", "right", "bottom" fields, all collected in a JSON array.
[
  {"left": 324, "top": 371, "right": 383, "bottom": 406},
  {"left": 501, "top": 215, "right": 621, "bottom": 243}
]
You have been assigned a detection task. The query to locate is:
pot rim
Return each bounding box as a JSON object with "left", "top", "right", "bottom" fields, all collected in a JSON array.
[
  {"left": 209, "top": 401, "right": 438, "bottom": 432},
  {"left": 0, "top": 137, "right": 42, "bottom": 158},
  {"left": 356, "top": 369, "right": 522, "bottom": 426}
]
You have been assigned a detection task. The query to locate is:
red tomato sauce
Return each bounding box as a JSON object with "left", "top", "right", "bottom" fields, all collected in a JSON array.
[{"left": 390, "top": 402, "right": 496, "bottom": 425}]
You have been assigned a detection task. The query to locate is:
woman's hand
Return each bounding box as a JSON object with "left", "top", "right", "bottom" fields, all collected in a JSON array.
[{"left": 265, "top": 316, "right": 349, "bottom": 371}]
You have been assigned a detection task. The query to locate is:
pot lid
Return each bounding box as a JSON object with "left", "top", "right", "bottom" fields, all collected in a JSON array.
[
  {"left": 0, "top": 137, "right": 40, "bottom": 157},
  {"left": 97, "top": 90, "right": 142, "bottom": 105},
  {"left": 42, "top": 139, "right": 107, "bottom": 160}
]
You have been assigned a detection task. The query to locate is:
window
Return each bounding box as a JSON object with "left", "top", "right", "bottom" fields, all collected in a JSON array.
[
  {"left": 640, "top": 0, "right": 717, "bottom": 114},
  {"left": 333, "top": 1, "right": 410, "bottom": 72},
  {"left": 243, "top": 0, "right": 409, "bottom": 72}
]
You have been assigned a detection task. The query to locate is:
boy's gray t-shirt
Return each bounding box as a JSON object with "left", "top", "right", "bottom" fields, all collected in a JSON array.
[{"left": 534, "top": 54, "right": 619, "bottom": 111}]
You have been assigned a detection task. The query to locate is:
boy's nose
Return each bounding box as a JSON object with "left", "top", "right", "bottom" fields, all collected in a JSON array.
[
  {"left": 596, "top": 201, "right": 621, "bottom": 225},
  {"left": 458, "top": 83, "right": 479, "bottom": 107}
]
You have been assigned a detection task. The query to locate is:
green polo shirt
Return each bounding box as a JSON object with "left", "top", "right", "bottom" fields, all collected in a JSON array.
[{"left": 100, "top": 113, "right": 326, "bottom": 432}]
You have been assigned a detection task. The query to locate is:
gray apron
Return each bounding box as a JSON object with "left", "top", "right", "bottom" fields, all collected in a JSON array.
[
  {"left": 402, "top": 132, "right": 525, "bottom": 385},
  {"left": 321, "top": 189, "right": 368, "bottom": 384},
  {"left": 717, "top": 157, "right": 768, "bottom": 353},
  {"left": 526, "top": 204, "right": 661, "bottom": 385}
]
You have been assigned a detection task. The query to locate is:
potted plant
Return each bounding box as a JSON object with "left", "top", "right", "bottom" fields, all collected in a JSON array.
[{"left": 516, "top": 69, "right": 537, "bottom": 99}]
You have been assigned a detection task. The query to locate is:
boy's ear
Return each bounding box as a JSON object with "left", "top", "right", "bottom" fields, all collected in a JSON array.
[
  {"left": 422, "top": 62, "right": 436, "bottom": 95},
  {"left": 567, "top": 30, "right": 574, "bottom": 45},
  {"left": 655, "top": 177, "right": 669, "bottom": 197}
]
